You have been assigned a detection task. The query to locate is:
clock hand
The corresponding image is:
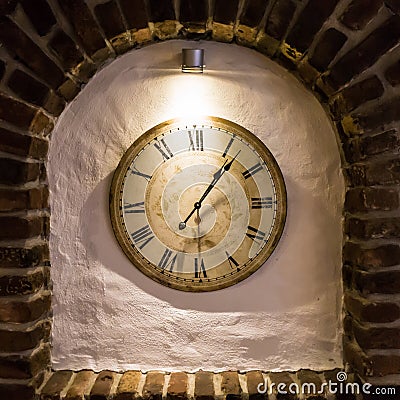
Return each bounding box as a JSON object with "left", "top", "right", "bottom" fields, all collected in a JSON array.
[
  {"left": 197, "top": 159, "right": 228, "bottom": 203},
  {"left": 197, "top": 150, "right": 240, "bottom": 205},
  {"left": 178, "top": 160, "right": 228, "bottom": 230},
  {"left": 196, "top": 208, "right": 201, "bottom": 255},
  {"left": 178, "top": 151, "right": 240, "bottom": 230}
]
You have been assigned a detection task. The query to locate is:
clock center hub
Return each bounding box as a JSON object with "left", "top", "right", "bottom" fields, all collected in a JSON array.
[{"left": 177, "top": 183, "right": 220, "bottom": 237}]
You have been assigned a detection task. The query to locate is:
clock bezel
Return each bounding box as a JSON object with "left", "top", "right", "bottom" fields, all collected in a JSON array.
[{"left": 109, "top": 116, "right": 287, "bottom": 292}]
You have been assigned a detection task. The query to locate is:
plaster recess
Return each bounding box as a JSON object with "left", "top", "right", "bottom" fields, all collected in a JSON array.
[{"left": 48, "top": 40, "right": 345, "bottom": 372}]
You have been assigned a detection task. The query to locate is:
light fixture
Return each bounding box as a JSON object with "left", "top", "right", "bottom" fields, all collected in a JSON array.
[{"left": 181, "top": 49, "right": 205, "bottom": 73}]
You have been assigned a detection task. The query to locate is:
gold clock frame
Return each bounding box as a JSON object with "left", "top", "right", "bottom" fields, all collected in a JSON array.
[{"left": 109, "top": 116, "right": 287, "bottom": 292}]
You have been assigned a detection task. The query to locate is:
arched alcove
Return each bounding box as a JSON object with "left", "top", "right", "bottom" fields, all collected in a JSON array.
[{"left": 48, "top": 40, "right": 344, "bottom": 372}]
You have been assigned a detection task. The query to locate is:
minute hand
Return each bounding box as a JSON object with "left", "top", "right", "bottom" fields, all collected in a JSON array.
[
  {"left": 179, "top": 151, "right": 240, "bottom": 230},
  {"left": 178, "top": 162, "right": 227, "bottom": 229},
  {"left": 197, "top": 160, "right": 228, "bottom": 204}
]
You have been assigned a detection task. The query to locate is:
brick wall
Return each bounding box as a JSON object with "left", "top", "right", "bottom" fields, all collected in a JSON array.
[
  {"left": 34, "top": 369, "right": 357, "bottom": 400},
  {"left": 0, "top": 0, "right": 399, "bottom": 399}
]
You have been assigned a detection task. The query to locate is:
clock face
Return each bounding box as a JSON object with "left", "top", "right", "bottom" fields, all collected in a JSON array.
[{"left": 110, "top": 117, "right": 286, "bottom": 292}]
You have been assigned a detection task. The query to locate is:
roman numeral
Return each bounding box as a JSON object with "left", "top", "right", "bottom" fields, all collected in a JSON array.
[
  {"left": 222, "top": 136, "right": 234, "bottom": 158},
  {"left": 246, "top": 225, "right": 266, "bottom": 242},
  {"left": 123, "top": 201, "right": 145, "bottom": 213},
  {"left": 131, "top": 167, "right": 152, "bottom": 181},
  {"left": 131, "top": 225, "right": 154, "bottom": 249},
  {"left": 251, "top": 197, "right": 273, "bottom": 209},
  {"left": 188, "top": 130, "right": 204, "bottom": 151},
  {"left": 154, "top": 138, "right": 174, "bottom": 160},
  {"left": 225, "top": 251, "right": 239, "bottom": 269},
  {"left": 158, "top": 249, "right": 177, "bottom": 271},
  {"left": 242, "top": 163, "right": 263, "bottom": 179},
  {"left": 194, "top": 257, "right": 207, "bottom": 278}
]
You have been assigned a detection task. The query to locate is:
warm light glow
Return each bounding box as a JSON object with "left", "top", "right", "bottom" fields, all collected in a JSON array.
[{"left": 163, "top": 74, "right": 217, "bottom": 120}]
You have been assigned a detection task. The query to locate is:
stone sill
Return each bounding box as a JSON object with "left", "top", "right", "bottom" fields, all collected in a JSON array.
[{"left": 36, "top": 368, "right": 363, "bottom": 400}]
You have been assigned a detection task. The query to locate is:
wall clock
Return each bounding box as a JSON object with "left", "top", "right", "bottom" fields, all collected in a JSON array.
[{"left": 110, "top": 117, "right": 286, "bottom": 292}]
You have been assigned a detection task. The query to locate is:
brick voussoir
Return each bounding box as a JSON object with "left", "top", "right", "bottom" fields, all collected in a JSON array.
[
  {"left": 0, "top": 215, "right": 48, "bottom": 240},
  {"left": 351, "top": 318, "right": 400, "bottom": 349},
  {"left": 0, "top": 291, "right": 51, "bottom": 323},
  {"left": 66, "top": 370, "right": 95, "bottom": 399},
  {"left": 0, "top": 319, "right": 51, "bottom": 352},
  {"left": 90, "top": 370, "right": 117, "bottom": 399},
  {"left": 0, "top": 186, "right": 49, "bottom": 212},
  {"left": 40, "top": 370, "right": 74, "bottom": 400},
  {"left": 346, "top": 216, "right": 400, "bottom": 240},
  {"left": 345, "top": 187, "right": 399, "bottom": 212},
  {"left": 0, "top": 342, "right": 51, "bottom": 379},
  {"left": 344, "top": 242, "right": 400, "bottom": 269},
  {"left": 354, "top": 268, "right": 400, "bottom": 294},
  {"left": 143, "top": 371, "right": 165, "bottom": 400},
  {"left": 0, "top": 128, "right": 49, "bottom": 160},
  {"left": 116, "top": 370, "right": 141, "bottom": 400},
  {"left": 167, "top": 371, "right": 188, "bottom": 400},
  {"left": 0, "top": 158, "right": 41, "bottom": 186},
  {"left": 0, "top": 244, "right": 49, "bottom": 269},
  {"left": 0, "top": 268, "right": 46, "bottom": 297},
  {"left": 195, "top": 371, "right": 215, "bottom": 400},
  {"left": 345, "top": 290, "right": 400, "bottom": 323}
]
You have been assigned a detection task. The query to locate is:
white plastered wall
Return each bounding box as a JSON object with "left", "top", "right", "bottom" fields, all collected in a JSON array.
[{"left": 48, "top": 40, "right": 345, "bottom": 371}]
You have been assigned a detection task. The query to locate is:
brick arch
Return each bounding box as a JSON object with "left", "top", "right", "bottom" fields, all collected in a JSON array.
[{"left": 0, "top": 0, "right": 399, "bottom": 398}]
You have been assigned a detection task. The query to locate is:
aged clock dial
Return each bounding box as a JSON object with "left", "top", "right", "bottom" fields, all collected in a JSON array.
[{"left": 110, "top": 117, "right": 286, "bottom": 292}]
